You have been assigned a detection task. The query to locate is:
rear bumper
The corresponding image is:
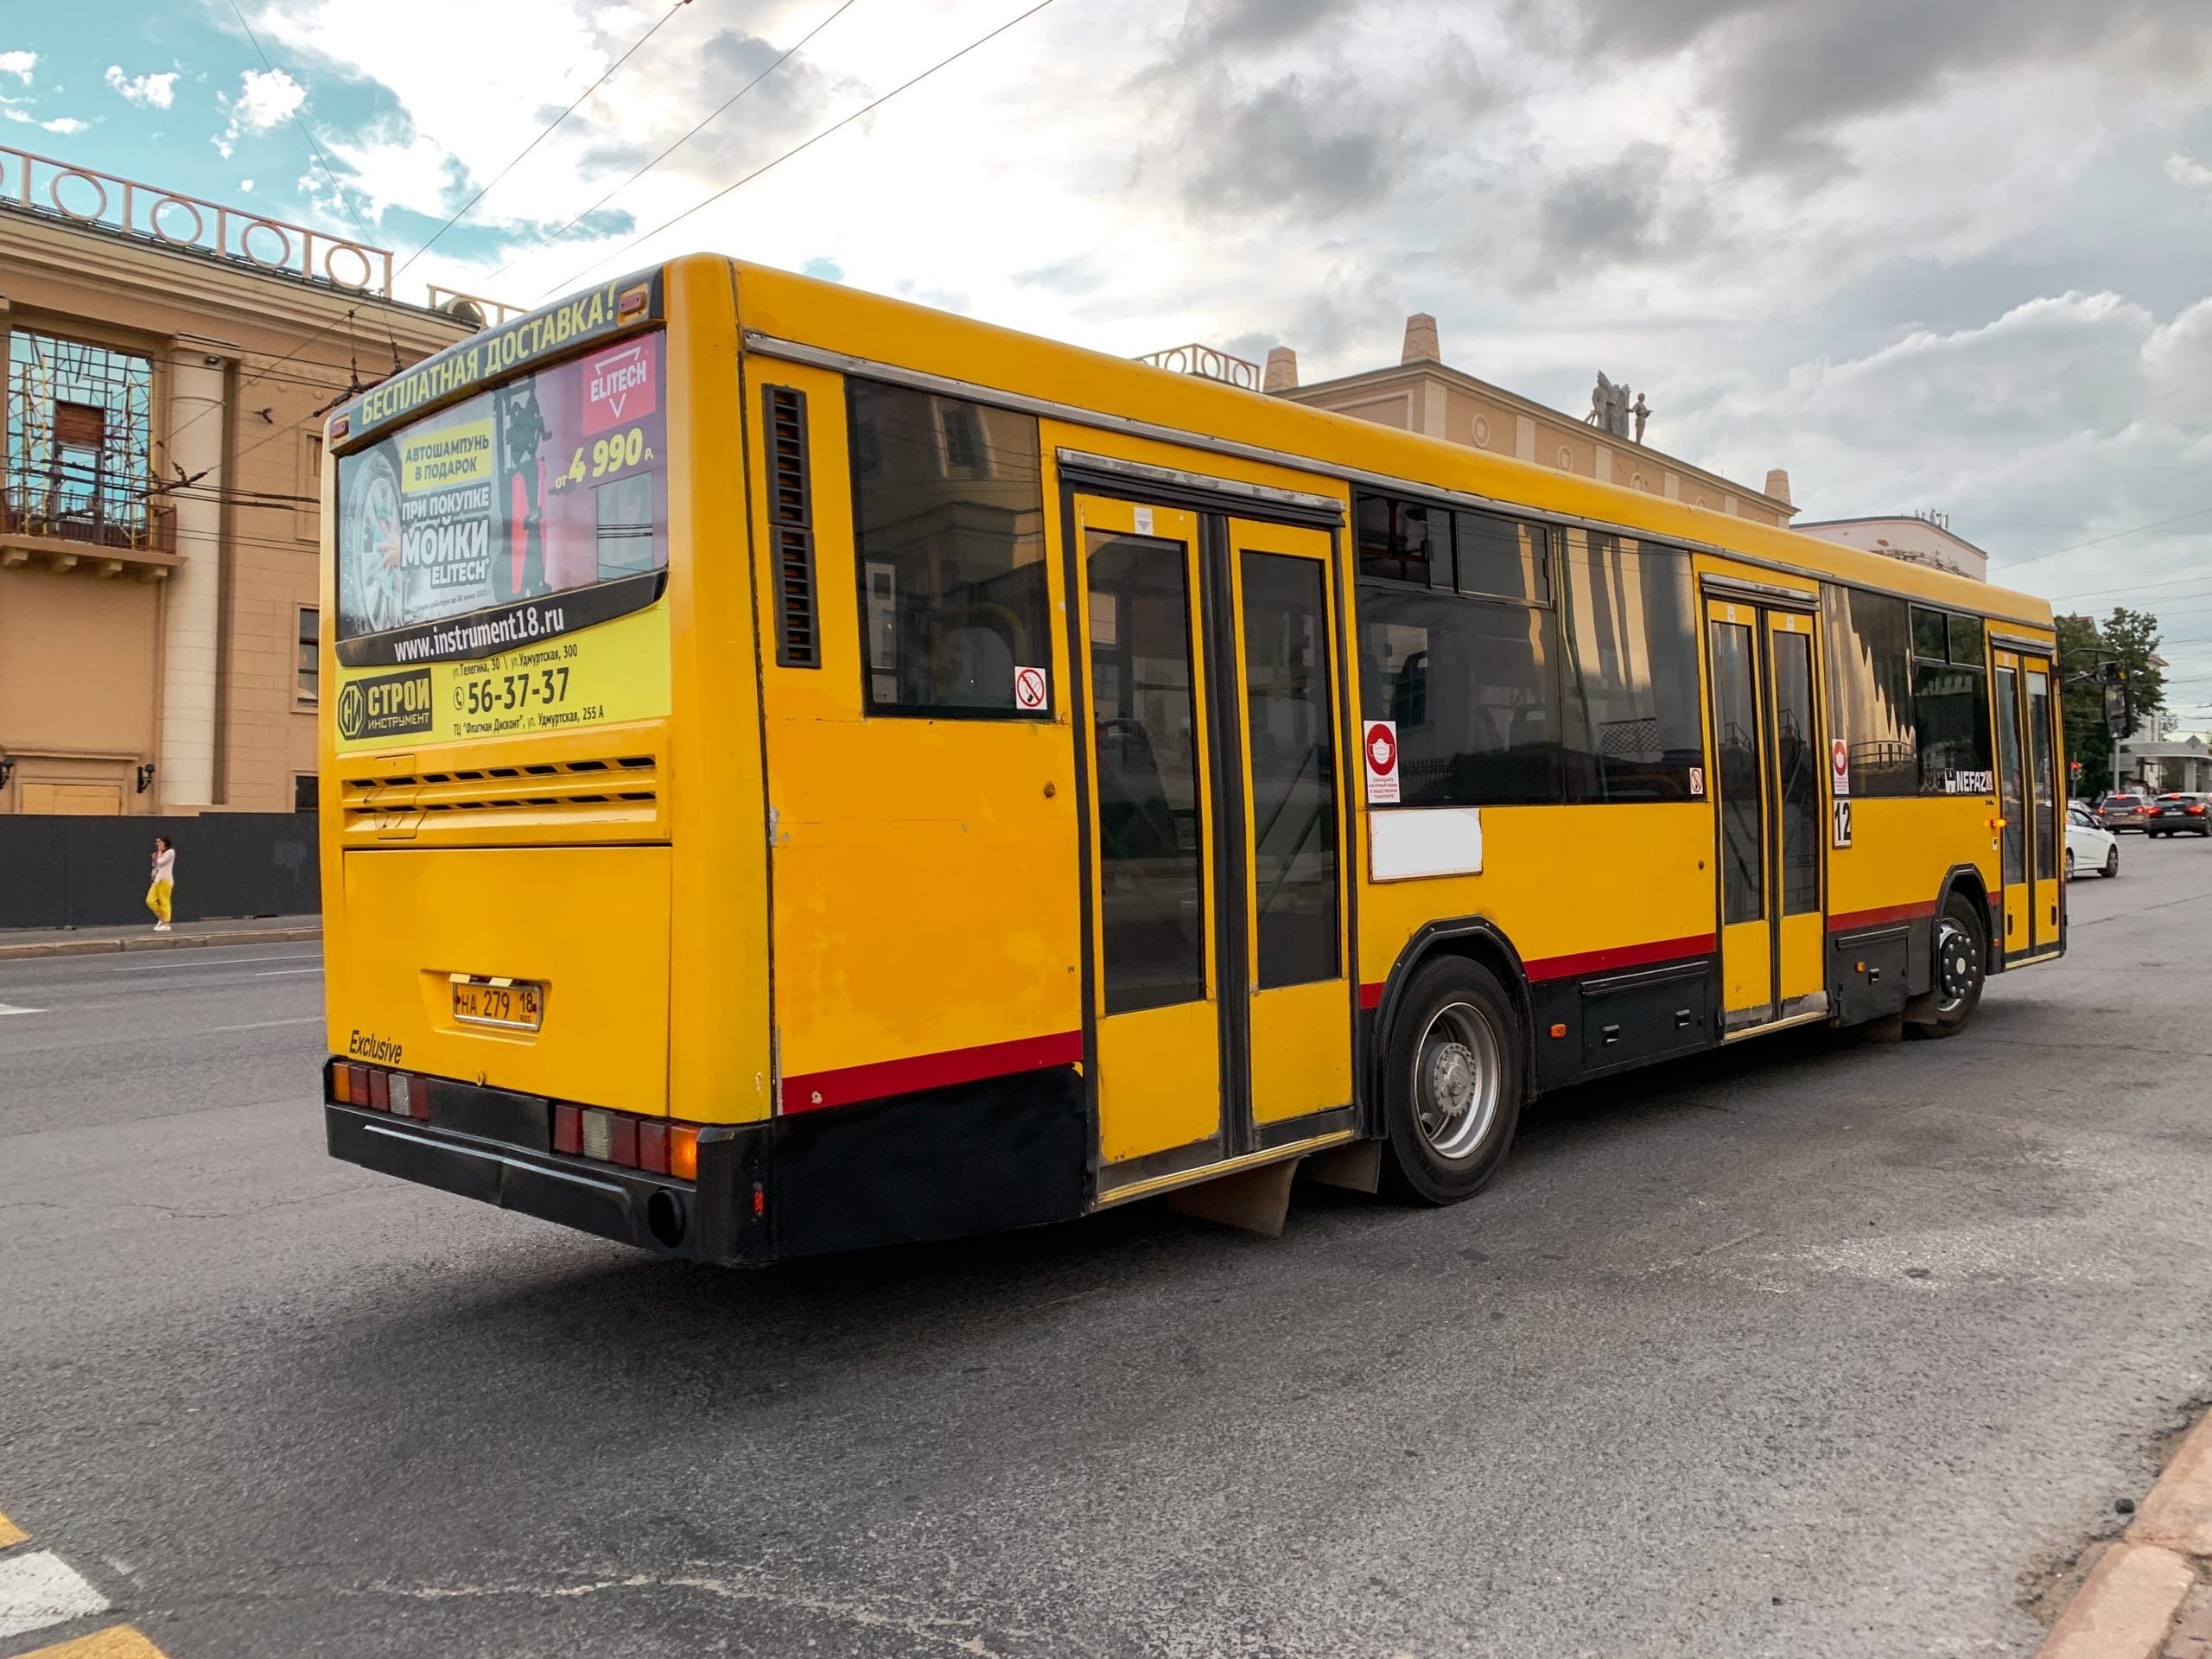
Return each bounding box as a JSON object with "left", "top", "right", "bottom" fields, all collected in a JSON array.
[
  {"left": 326, "top": 1104, "right": 755, "bottom": 1262},
  {"left": 323, "top": 1060, "right": 1087, "bottom": 1262}
]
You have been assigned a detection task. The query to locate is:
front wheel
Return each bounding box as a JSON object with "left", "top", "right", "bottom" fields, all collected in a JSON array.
[
  {"left": 2103, "top": 846, "right": 2120, "bottom": 877},
  {"left": 2065, "top": 849, "right": 2075, "bottom": 880},
  {"left": 1908, "top": 893, "right": 1988, "bottom": 1039},
  {"left": 1379, "top": 957, "right": 1524, "bottom": 1205}
]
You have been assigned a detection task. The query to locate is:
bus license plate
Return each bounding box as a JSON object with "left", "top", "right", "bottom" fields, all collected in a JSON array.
[{"left": 451, "top": 978, "right": 543, "bottom": 1032}]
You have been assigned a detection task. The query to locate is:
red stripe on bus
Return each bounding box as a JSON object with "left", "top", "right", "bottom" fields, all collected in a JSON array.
[
  {"left": 1827, "top": 899, "right": 1937, "bottom": 933},
  {"left": 1358, "top": 982, "right": 1385, "bottom": 1010},
  {"left": 780, "top": 1030, "right": 1084, "bottom": 1114},
  {"left": 1523, "top": 933, "right": 1716, "bottom": 983}
]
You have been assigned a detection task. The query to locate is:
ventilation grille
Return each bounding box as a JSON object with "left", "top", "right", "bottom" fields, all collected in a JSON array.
[
  {"left": 765, "top": 384, "right": 819, "bottom": 668},
  {"left": 340, "top": 754, "right": 658, "bottom": 821}
]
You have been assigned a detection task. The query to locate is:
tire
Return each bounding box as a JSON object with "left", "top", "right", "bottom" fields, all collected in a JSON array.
[
  {"left": 2103, "top": 846, "right": 2120, "bottom": 878},
  {"left": 1378, "top": 957, "right": 1524, "bottom": 1205},
  {"left": 2065, "top": 849, "right": 2075, "bottom": 880},
  {"left": 1907, "top": 892, "right": 1988, "bottom": 1039}
]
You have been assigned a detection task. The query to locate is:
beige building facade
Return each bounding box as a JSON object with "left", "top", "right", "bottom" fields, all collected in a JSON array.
[
  {"left": 1793, "top": 513, "right": 1991, "bottom": 582},
  {"left": 0, "top": 143, "right": 474, "bottom": 817},
  {"left": 1231, "top": 315, "right": 1798, "bottom": 528}
]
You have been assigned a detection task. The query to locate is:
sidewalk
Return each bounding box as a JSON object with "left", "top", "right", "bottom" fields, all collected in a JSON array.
[
  {"left": 2040, "top": 1408, "right": 2212, "bottom": 1659},
  {"left": 0, "top": 914, "right": 321, "bottom": 962}
]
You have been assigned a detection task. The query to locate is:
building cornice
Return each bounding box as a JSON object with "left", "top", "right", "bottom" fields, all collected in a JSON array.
[
  {"left": 1283, "top": 359, "right": 1796, "bottom": 516},
  {"left": 0, "top": 201, "right": 469, "bottom": 352}
]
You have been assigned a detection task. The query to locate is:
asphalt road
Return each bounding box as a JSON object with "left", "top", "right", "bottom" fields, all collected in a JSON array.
[{"left": 4, "top": 842, "right": 2212, "bottom": 1659}]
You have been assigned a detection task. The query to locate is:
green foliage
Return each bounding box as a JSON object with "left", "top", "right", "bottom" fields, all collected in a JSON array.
[{"left": 2056, "top": 607, "right": 2164, "bottom": 797}]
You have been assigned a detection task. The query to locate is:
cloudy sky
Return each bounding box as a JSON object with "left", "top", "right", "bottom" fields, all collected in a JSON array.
[{"left": 9, "top": 1, "right": 2212, "bottom": 707}]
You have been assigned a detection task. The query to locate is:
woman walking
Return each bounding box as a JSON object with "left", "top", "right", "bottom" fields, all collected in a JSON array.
[{"left": 147, "top": 835, "right": 175, "bottom": 931}]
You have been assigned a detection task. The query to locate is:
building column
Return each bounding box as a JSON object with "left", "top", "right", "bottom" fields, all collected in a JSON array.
[{"left": 160, "top": 338, "right": 231, "bottom": 807}]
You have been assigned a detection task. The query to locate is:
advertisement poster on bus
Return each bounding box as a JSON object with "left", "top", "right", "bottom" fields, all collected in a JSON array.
[{"left": 333, "top": 332, "right": 671, "bottom": 750}]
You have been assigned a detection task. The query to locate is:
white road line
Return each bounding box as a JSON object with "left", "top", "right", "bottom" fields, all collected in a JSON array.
[
  {"left": 0, "top": 1549, "right": 111, "bottom": 1639},
  {"left": 111, "top": 954, "right": 321, "bottom": 973},
  {"left": 208, "top": 1017, "right": 324, "bottom": 1033},
  {"left": 254, "top": 969, "right": 323, "bottom": 978},
  {"left": 0, "top": 1003, "right": 46, "bottom": 1017}
]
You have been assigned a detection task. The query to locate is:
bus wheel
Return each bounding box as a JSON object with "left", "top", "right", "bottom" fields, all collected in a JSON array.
[
  {"left": 1379, "top": 957, "right": 1524, "bottom": 1205},
  {"left": 1907, "top": 893, "right": 1987, "bottom": 1039}
]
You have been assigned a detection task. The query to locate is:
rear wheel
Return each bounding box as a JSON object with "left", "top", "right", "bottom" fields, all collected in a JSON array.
[
  {"left": 2103, "top": 845, "right": 2120, "bottom": 877},
  {"left": 2065, "top": 848, "right": 2075, "bottom": 880},
  {"left": 1379, "top": 957, "right": 1524, "bottom": 1205},
  {"left": 1908, "top": 892, "right": 1987, "bottom": 1039}
]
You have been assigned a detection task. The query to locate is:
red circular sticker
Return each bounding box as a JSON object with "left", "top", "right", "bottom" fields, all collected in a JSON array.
[{"left": 1365, "top": 722, "right": 1397, "bottom": 775}]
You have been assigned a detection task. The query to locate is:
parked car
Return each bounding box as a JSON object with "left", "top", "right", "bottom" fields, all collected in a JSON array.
[
  {"left": 2100, "top": 791, "right": 2150, "bottom": 832},
  {"left": 2067, "top": 804, "right": 2120, "bottom": 878},
  {"left": 2144, "top": 792, "right": 2212, "bottom": 837}
]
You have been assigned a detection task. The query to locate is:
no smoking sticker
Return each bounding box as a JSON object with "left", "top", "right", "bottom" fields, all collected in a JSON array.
[
  {"left": 1014, "top": 665, "right": 1048, "bottom": 711},
  {"left": 1363, "top": 720, "right": 1400, "bottom": 804}
]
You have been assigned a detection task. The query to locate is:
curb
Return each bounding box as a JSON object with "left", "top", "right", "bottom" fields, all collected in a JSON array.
[
  {"left": 0, "top": 926, "right": 321, "bottom": 962},
  {"left": 2037, "top": 1413, "right": 2212, "bottom": 1658}
]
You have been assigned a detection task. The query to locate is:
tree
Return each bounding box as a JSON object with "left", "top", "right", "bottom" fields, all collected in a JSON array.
[
  {"left": 2057, "top": 613, "right": 2112, "bottom": 796},
  {"left": 2102, "top": 607, "right": 2166, "bottom": 722}
]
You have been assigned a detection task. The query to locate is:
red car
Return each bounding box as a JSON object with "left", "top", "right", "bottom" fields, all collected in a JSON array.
[{"left": 2145, "top": 792, "right": 2212, "bottom": 837}]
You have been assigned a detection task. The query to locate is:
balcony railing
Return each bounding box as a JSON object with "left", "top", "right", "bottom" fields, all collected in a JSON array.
[
  {"left": 1, "top": 455, "right": 173, "bottom": 556},
  {"left": 2, "top": 142, "right": 394, "bottom": 298},
  {"left": 1136, "top": 343, "right": 1262, "bottom": 391}
]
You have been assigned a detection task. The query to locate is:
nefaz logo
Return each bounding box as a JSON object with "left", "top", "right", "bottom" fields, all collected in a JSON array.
[{"left": 337, "top": 669, "right": 435, "bottom": 741}]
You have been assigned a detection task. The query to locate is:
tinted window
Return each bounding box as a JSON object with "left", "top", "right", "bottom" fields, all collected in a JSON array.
[
  {"left": 1088, "top": 532, "right": 1205, "bottom": 1014},
  {"left": 1558, "top": 531, "right": 1704, "bottom": 801},
  {"left": 1452, "top": 511, "right": 1548, "bottom": 602},
  {"left": 1910, "top": 602, "right": 1993, "bottom": 791},
  {"left": 1243, "top": 551, "right": 1340, "bottom": 988},
  {"left": 1772, "top": 628, "right": 1820, "bottom": 915},
  {"left": 848, "top": 380, "right": 1050, "bottom": 715},
  {"left": 1711, "top": 620, "right": 1764, "bottom": 925},
  {"left": 1821, "top": 586, "right": 1918, "bottom": 798},
  {"left": 1355, "top": 493, "right": 1450, "bottom": 589},
  {"left": 1358, "top": 583, "right": 1560, "bottom": 806}
]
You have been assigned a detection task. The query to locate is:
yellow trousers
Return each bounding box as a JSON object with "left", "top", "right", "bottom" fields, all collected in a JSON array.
[{"left": 146, "top": 880, "right": 173, "bottom": 925}]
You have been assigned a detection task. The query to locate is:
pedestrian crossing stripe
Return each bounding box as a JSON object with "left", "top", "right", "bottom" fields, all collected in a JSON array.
[
  {"left": 0, "top": 1510, "right": 175, "bottom": 1658},
  {"left": 0, "top": 1510, "right": 24, "bottom": 1548}
]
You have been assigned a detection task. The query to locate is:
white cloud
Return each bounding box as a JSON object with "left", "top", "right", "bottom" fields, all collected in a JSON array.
[
  {"left": 0, "top": 50, "right": 35, "bottom": 84},
  {"left": 214, "top": 66, "right": 305, "bottom": 157},
  {"left": 2169, "top": 151, "right": 2212, "bottom": 190},
  {"left": 105, "top": 66, "right": 179, "bottom": 110},
  {"left": 38, "top": 115, "right": 87, "bottom": 134}
]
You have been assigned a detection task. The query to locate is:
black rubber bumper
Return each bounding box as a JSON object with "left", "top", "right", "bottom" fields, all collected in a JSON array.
[{"left": 324, "top": 1104, "right": 757, "bottom": 1262}]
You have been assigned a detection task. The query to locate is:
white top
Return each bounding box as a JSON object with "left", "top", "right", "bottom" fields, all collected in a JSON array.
[{"left": 152, "top": 848, "right": 175, "bottom": 882}]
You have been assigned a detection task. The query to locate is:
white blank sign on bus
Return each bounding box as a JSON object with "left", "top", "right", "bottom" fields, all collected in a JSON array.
[{"left": 1369, "top": 807, "right": 1484, "bottom": 881}]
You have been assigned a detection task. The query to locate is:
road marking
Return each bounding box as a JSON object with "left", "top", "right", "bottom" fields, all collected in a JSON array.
[
  {"left": 0, "top": 1550, "right": 110, "bottom": 1639},
  {"left": 207, "top": 1017, "right": 323, "bottom": 1033},
  {"left": 111, "top": 954, "right": 321, "bottom": 973},
  {"left": 0, "top": 1003, "right": 46, "bottom": 1017},
  {"left": 20, "top": 1628, "right": 173, "bottom": 1659},
  {"left": 254, "top": 969, "right": 323, "bottom": 978},
  {"left": 0, "top": 1510, "right": 22, "bottom": 1548}
]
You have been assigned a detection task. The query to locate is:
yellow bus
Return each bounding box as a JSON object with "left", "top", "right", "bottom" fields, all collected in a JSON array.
[{"left": 319, "top": 257, "right": 2065, "bottom": 1259}]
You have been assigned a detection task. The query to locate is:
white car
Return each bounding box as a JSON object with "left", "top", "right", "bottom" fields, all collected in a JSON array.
[{"left": 2067, "top": 804, "right": 2120, "bottom": 879}]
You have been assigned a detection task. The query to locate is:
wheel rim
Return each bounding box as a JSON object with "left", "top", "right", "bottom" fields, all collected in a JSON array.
[
  {"left": 1413, "top": 1001, "right": 1503, "bottom": 1160},
  {"left": 2107, "top": 849, "right": 2120, "bottom": 874},
  {"left": 1934, "top": 918, "right": 1980, "bottom": 1014}
]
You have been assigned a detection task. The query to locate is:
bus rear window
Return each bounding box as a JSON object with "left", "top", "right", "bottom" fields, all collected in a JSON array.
[{"left": 335, "top": 330, "right": 668, "bottom": 647}]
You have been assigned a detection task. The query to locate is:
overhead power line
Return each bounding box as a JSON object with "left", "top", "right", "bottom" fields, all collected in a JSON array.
[
  {"left": 539, "top": 0, "right": 1062, "bottom": 300},
  {"left": 1991, "top": 504, "right": 2212, "bottom": 575},
  {"left": 398, "top": 0, "right": 697, "bottom": 278},
  {"left": 490, "top": 0, "right": 863, "bottom": 285}
]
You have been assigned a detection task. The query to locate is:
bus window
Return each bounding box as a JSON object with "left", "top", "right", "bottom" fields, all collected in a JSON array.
[
  {"left": 1242, "top": 550, "right": 1339, "bottom": 988},
  {"left": 1910, "top": 605, "right": 1993, "bottom": 792},
  {"left": 846, "top": 379, "right": 1050, "bottom": 715},
  {"left": 1558, "top": 531, "right": 1704, "bottom": 802},
  {"left": 1772, "top": 629, "right": 1820, "bottom": 914},
  {"left": 1821, "top": 586, "right": 1918, "bottom": 797},
  {"left": 1088, "top": 532, "right": 1207, "bottom": 1014},
  {"left": 1711, "top": 621, "right": 1764, "bottom": 924}
]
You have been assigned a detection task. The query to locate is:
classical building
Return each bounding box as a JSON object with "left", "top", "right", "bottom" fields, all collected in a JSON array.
[
  {"left": 1169, "top": 315, "right": 1798, "bottom": 528},
  {"left": 1793, "top": 512, "right": 1990, "bottom": 582},
  {"left": 0, "top": 143, "right": 480, "bottom": 816}
]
